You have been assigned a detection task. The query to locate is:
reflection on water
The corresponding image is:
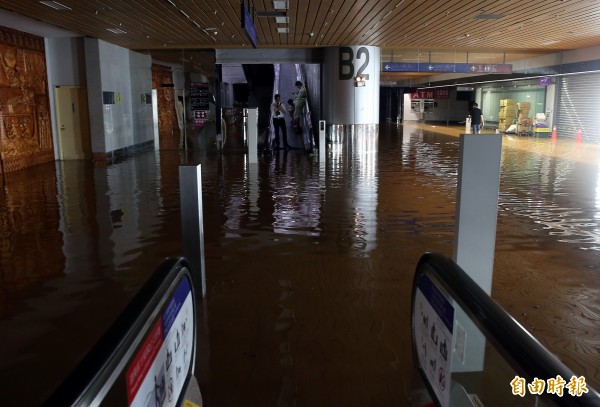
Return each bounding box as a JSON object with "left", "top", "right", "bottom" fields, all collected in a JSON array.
[
  {"left": 1, "top": 124, "right": 600, "bottom": 405},
  {"left": 500, "top": 136, "right": 600, "bottom": 249}
]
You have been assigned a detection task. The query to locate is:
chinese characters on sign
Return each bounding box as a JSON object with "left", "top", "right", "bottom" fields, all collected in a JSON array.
[
  {"left": 383, "top": 62, "right": 512, "bottom": 74},
  {"left": 126, "top": 278, "right": 195, "bottom": 407},
  {"left": 511, "top": 375, "right": 588, "bottom": 398}
]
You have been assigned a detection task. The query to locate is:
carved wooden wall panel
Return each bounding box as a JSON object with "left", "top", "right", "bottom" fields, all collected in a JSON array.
[
  {"left": 0, "top": 26, "right": 53, "bottom": 175},
  {"left": 152, "top": 64, "right": 180, "bottom": 150},
  {"left": 152, "top": 63, "right": 174, "bottom": 88},
  {"left": 157, "top": 88, "right": 180, "bottom": 150}
]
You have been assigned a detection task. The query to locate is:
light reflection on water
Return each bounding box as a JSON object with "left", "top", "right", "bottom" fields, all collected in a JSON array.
[
  {"left": 1, "top": 125, "right": 600, "bottom": 405},
  {"left": 499, "top": 137, "right": 600, "bottom": 249}
]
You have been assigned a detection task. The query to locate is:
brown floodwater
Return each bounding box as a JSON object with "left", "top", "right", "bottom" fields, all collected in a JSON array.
[{"left": 0, "top": 122, "right": 599, "bottom": 406}]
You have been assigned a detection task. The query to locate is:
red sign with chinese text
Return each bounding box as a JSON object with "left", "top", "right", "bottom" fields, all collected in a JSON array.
[{"left": 410, "top": 89, "right": 450, "bottom": 99}]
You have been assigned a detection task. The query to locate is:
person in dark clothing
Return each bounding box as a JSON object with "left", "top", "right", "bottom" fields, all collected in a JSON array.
[
  {"left": 271, "top": 94, "right": 289, "bottom": 149},
  {"left": 287, "top": 99, "right": 295, "bottom": 123},
  {"left": 469, "top": 102, "right": 485, "bottom": 134}
]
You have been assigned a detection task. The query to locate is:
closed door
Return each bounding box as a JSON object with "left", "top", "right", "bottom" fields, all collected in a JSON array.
[{"left": 55, "top": 86, "right": 91, "bottom": 160}]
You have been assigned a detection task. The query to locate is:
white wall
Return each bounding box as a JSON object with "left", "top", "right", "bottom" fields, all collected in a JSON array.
[
  {"left": 46, "top": 37, "right": 87, "bottom": 86},
  {"left": 129, "top": 51, "right": 153, "bottom": 145},
  {"left": 84, "top": 38, "right": 152, "bottom": 155},
  {"left": 99, "top": 40, "right": 133, "bottom": 152}
]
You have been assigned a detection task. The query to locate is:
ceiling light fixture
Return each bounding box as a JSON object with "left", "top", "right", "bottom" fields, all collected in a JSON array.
[
  {"left": 107, "top": 27, "right": 127, "bottom": 34},
  {"left": 475, "top": 12, "right": 504, "bottom": 20},
  {"left": 273, "top": 1, "right": 289, "bottom": 10},
  {"left": 39, "top": 1, "right": 71, "bottom": 10}
]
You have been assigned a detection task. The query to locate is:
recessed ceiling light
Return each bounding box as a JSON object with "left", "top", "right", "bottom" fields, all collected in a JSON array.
[
  {"left": 39, "top": 1, "right": 71, "bottom": 10},
  {"left": 273, "top": 1, "right": 289, "bottom": 10},
  {"left": 277, "top": 27, "right": 288, "bottom": 33},
  {"left": 275, "top": 16, "right": 288, "bottom": 24},
  {"left": 107, "top": 28, "right": 127, "bottom": 34}
]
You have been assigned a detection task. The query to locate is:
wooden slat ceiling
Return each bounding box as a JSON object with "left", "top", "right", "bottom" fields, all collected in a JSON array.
[{"left": 1, "top": 0, "right": 600, "bottom": 79}]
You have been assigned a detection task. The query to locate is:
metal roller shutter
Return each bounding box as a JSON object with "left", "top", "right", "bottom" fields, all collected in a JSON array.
[{"left": 556, "top": 73, "right": 600, "bottom": 142}]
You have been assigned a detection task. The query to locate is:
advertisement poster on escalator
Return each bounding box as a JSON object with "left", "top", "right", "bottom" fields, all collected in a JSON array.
[
  {"left": 414, "top": 274, "right": 454, "bottom": 407},
  {"left": 126, "top": 278, "right": 195, "bottom": 407}
]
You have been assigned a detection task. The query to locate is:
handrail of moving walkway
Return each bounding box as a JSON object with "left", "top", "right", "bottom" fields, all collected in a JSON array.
[
  {"left": 43, "top": 257, "right": 199, "bottom": 407},
  {"left": 412, "top": 252, "right": 600, "bottom": 407}
]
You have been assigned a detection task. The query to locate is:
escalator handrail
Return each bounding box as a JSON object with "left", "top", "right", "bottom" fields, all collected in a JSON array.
[
  {"left": 412, "top": 252, "right": 600, "bottom": 406},
  {"left": 43, "top": 257, "right": 196, "bottom": 407}
]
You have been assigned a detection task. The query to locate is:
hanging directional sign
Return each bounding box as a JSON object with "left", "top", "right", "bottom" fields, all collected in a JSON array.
[{"left": 383, "top": 62, "right": 512, "bottom": 74}]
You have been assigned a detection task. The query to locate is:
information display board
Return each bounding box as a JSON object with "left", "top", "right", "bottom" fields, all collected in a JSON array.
[
  {"left": 383, "top": 62, "right": 512, "bottom": 74},
  {"left": 414, "top": 273, "right": 455, "bottom": 407},
  {"left": 190, "top": 82, "right": 209, "bottom": 111},
  {"left": 190, "top": 82, "right": 210, "bottom": 128},
  {"left": 126, "top": 278, "right": 195, "bottom": 407}
]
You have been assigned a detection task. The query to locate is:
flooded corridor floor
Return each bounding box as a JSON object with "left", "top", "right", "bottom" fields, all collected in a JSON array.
[{"left": 0, "top": 123, "right": 599, "bottom": 406}]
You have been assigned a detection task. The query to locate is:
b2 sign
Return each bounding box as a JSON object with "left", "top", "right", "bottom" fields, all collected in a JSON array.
[{"left": 339, "top": 46, "right": 370, "bottom": 81}]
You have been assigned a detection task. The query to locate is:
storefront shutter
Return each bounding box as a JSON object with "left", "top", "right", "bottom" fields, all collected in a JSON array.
[{"left": 556, "top": 73, "right": 600, "bottom": 142}]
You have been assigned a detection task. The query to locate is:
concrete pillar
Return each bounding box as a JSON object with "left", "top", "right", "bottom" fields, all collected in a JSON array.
[{"left": 323, "top": 46, "right": 380, "bottom": 132}]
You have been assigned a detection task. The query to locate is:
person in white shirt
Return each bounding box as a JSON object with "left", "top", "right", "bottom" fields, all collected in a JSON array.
[{"left": 271, "top": 93, "right": 289, "bottom": 149}]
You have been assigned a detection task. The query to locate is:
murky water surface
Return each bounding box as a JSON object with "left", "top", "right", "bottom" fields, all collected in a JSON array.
[{"left": 1, "top": 124, "right": 599, "bottom": 405}]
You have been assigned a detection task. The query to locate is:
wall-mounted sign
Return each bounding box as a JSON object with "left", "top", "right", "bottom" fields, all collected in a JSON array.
[
  {"left": 103, "top": 91, "right": 115, "bottom": 105},
  {"left": 538, "top": 76, "right": 551, "bottom": 86},
  {"left": 410, "top": 89, "right": 450, "bottom": 99},
  {"left": 190, "top": 82, "right": 210, "bottom": 111},
  {"left": 190, "top": 82, "right": 208, "bottom": 97}
]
